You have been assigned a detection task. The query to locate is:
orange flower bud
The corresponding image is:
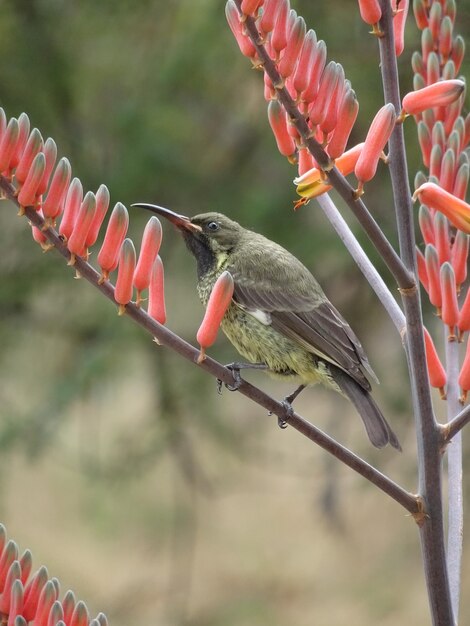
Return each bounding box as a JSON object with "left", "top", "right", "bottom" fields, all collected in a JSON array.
[
  {"left": 444, "top": 0, "right": 456, "bottom": 22},
  {"left": 240, "top": 0, "right": 263, "bottom": 16},
  {"left": 459, "top": 339, "right": 470, "bottom": 397},
  {"left": 148, "top": 256, "right": 166, "bottom": 324},
  {"left": 225, "top": 0, "right": 256, "bottom": 58},
  {"left": 0, "top": 541, "right": 18, "bottom": 594},
  {"left": 259, "top": 0, "right": 282, "bottom": 35},
  {"left": 271, "top": 0, "right": 289, "bottom": 55},
  {"left": 414, "top": 182, "right": 470, "bottom": 234},
  {"left": 115, "top": 238, "right": 136, "bottom": 309},
  {"left": 0, "top": 118, "right": 19, "bottom": 173},
  {"left": 301, "top": 39, "right": 326, "bottom": 104},
  {"left": 355, "top": 103, "right": 396, "bottom": 185},
  {"left": 32, "top": 580, "right": 56, "bottom": 626},
  {"left": 309, "top": 61, "right": 340, "bottom": 128},
  {"left": 7, "top": 579, "right": 23, "bottom": 626},
  {"left": 97, "top": 202, "right": 129, "bottom": 278},
  {"left": 416, "top": 246, "right": 429, "bottom": 292},
  {"left": 357, "top": 0, "right": 382, "bottom": 25},
  {"left": 421, "top": 27, "right": 433, "bottom": 64},
  {"left": 267, "top": 100, "right": 295, "bottom": 157},
  {"left": 393, "top": 0, "right": 409, "bottom": 57},
  {"left": 426, "top": 52, "right": 440, "bottom": 87},
  {"left": 412, "top": 51, "right": 426, "bottom": 78},
  {"left": 434, "top": 212, "right": 450, "bottom": 264},
  {"left": 429, "top": 144, "right": 442, "bottom": 180},
  {"left": 37, "top": 137, "right": 57, "bottom": 196},
  {"left": 15, "top": 129, "right": 43, "bottom": 185},
  {"left": 278, "top": 15, "right": 306, "bottom": 79},
  {"left": 42, "top": 158, "right": 72, "bottom": 220},
  {"left": 134, "top": 216, "right": 163, "bottom": 296},
  {"left": 197, "top": 271, "right": 234, "bottom": 360},
  {"left": 17, "top": 152, "right": 46, "bottom": 208},
  {"left": 19, "top": 550, "right": 32, "bottom": 586},
  {"left": 327, "top": 87, "right": 359, "bottom": 159},
  {"left": 439, "top": 148, "right": 456, "bottom": 193},
  {"left": 85, "top": 184, "right": 111, "bottom": 248},
  {"left": 417, "top": 121, "right": 431, "bottom": 168},
  {"left": 297, "top": 147, "right": 316, "bottom": 176},
  {"left": 9, "top": 112, "right": 30, "bottom": 170},
  {"left": 23, "top": 567, "right": 48, "bottom": 621},
  {"left": 423, "top": 328, "right": 446, "bottom": 391},
  {"left": 450, "top": 35, "right": 465, "bottom": 74},
  {"left": 424, "top": 244, "right": 442, "bottom": 308},
  {"left": 67, "top": 191, "right": 97, "bottom": 257},
  {"left": 62, "top": 591, "right": 76, "bottom": 625},
  {"left": 412, "top": 0, "right": 428, "bottom": 30},
  {"left": 47, "top": 601, "right": 64, "bottom": 626},
  {"left": 440, "top": 262, "right": 459, "bottom": 333},
  {"left": 0, "top": 561, "right": 20, "bottom": 613},
  {"left": 402, "top": 80, "right": 465, "bottom": 115},
  {"left": 451, "top": 230, "right": 469, "bottom": 288},
  {"left": 31, "top": 209, "right": 49, "bottom": 250},
  {"left": 439, "top": 15, "right": 453, "bottom": 60},
  {"left": 69, "top": 601, "right": 89, "bottom": 626},
  {"left": 459, "top": 286, "right": 470, "bottom": 333},
  {"left": 320, "top": 64, "right": 346, "bottom": 136},
  {"left": 453, "top": 162, "right": 469, "bottom": 200},
  {"left": 418, "top": 204, "right": 434, "bottom": 245},
  {"left": 0, "top": 108, "right": 6, "bottom": 142},
  {"left": 292, "top": 29, "right": 316, "bottom": 94},
  {"left": 59, "top": 177, "right": 83, "bottom": 241},
  {"left": 428, "top": 1, "right": 441, "bottom": 41}
]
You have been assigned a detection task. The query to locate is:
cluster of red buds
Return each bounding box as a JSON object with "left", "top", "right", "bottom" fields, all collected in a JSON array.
[
  {"left": 0, "top": 107, "right": 166, "bottom": 325},
  {"left": 409, "top": 0, "right": 470, "bottom": 400},
  {"left": 0, "top": 524, "right": 107, "bottom": 626}
]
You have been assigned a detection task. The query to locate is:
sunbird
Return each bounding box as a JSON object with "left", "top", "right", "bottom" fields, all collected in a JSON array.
[{"left": 133, "top": 204, "right": 400, "bottom": 450}]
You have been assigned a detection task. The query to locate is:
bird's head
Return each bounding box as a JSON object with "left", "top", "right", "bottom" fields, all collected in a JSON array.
[{"left": 132, "top": 204, "right": 244, "bottom": 274}]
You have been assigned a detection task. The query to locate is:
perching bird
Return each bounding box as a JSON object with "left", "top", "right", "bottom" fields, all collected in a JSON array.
[{"left": 133, "top": 204, "right": 400, "bottom": 450}]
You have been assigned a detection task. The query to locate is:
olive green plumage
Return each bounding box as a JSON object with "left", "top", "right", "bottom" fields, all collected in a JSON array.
[{"left": 133, "top": 205, "right": 400, "bottom": 450}]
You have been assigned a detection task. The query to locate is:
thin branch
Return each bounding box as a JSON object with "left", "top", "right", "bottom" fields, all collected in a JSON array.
[
  {"left": 316, "top": 193, "right": 406, "bottom": 335},
  {"left": 0, "top": 173, "right": 419, "bottom": 515},
  {"left": 234, "top": 0, "right": 414, "bottom": 291},
  {"left": 443, "top": 404, "right": 470, "bottom": 441},
  {"left": 377, "top": 1, "right": 454, "bottom": 624}
]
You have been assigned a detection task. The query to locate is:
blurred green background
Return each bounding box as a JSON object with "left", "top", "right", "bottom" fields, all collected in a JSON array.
[{"left": 0, "top": 1, "right": 469, "bottom": 624}]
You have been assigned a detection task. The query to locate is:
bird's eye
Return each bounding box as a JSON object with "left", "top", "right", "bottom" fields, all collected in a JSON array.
[{"left": 207, "top": 221, "right": 220, "bottom": 231}]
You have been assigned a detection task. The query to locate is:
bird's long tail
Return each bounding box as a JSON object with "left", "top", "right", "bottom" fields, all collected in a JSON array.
[{"left": 331, "top": 367, "right": 401, "bottom": 451}]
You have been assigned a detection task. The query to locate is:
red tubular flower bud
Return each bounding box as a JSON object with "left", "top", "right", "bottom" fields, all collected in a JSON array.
[
  {"left": 32, "top": 580, "right": 56, "bottom": 626},
  {"left": 439, "top": 148, "right": 456, "bottom": 193},
  {"left": 62, "top": 590, "right": 75, "bottom": 624},
  {"left": 413, "top": 0, "right": 428, "bottom": 30},
  {"left": 413, "top": 72, "right": 426, "bottom": 95},
  {"left": 426, "top": 52, "right": 440, "bottom": 86},
  {"left": 453, "top": 162, "right": 469, "bottom": 200},
  {"left": 357, "top": 0, "right": 381, "bottom": 25},
  {"left": 240, "top": 0, "right": 263, "bottom": 17},
  {"left": 0, "top": 541, "right": 18, "bottom": 593},
  {"left": 416, "top": 246, "right": 429, "bottom": 291},
  {"left": 47, "top": 601, "right": 64, "bottom": 626},
  {"left": 59, "top": 178, "right": 83, "bottom": 241},
  {"left": 85, "top": 184, "right": 111, "bottom": 248},
  {"left": 309, "top": 61, "right": 340, "bottom": 128},
  {"left": 414, "top": 182, "right": 470, "bottom": 234},
  {"left": 42, "top": 158, "right": 72, "bottom": 220},
  {"left": 451, "top": 230, "right": 469, "bottom": 288},
  {"left": 10, "top": 112, "right": 30, "bottom": 170},
  {"left": 297, "top": 147, "right": 316, "bottom": 176},
  {"left": 301, "top": 39, "right": 326, "bottom": 104},
  {"left": 267, "top": 100, "right": 295, "bottom": 157},
  {"left": 0, "top": 108, "right": 6, "bottom": 142},
  {"left": 440, "top": 262, "right": 459, "bottom": 333},
  {"left": 19, "top": 550, "right": 32, "bottom": 586},
  {"left": 447, "top": 129, "right": 461, "bottom": 158},
  {"left": 292, "top": 29, "right": 316, "bottom": 94},
  {"left": 411, "top": 51, "right": 426, "bottom": 78},
  {"left": 32, "top": 218, "right": 48, "bottom": 249},
  {"left": 425, "top": 244, "right": 442, "bottom": 308},
  {"left": 15, "top": 129, "right": 43, "bottom": 185},
  {"left": 450, "top": 35, "right": 465, "bottom": 74},
  {"left": 148, "top": 255, "right": 166, "bottom": 324},
  {"left": 259, "top": 0, "right": 282, "bottom": 35},
  {"left": 225, "top": 0, "right": 256, "bottom": 58},
  {"left": 421, "top": 27, "right": 433, "bottom": 64},
  {"left": 97, "top": 202, "right": 129, "bottom": 278},
  {"left": 444, "top": 98, "right": 463, "bottom": 135},
  {"left": 295, "top": 143, "right": 364, "bottom": 200},
  {"left": 320, "top": 64, "right": 346, "bottom": 136},
  {"left": 431, "top": 121, "right": 445, "bottom": 151},
  {"left": 439, "top": 15, "right": 453, "bottom": 60},
  {"left": 415, "top": 170, "right": 427, "bottom": 190},
  {"left": 459, "top": 339, "right": 470, "bottom": 398},
  {"left": 17, "top": 152, "right": 45, "bottom": 208},
  {"left": 417, "top": 121, "right": 432, "bottom": 168},
  {"left": 0, "top": 561, "right": 21, "bottom": 613},
  {"left": 7, "top": 580, "right": 24, "bottom": 626},
  {"left": 459, "top": 284, "right": 470, "bottom": 334},
  {"left": 69, "top": 600, "right": 89, "bottom": 626},
  {"left": 0, "top": 118, "right": 19, "bottom": 173},
  {"left": 23, "top": 567, "right": 48, "bottom": 621},
  {"left": 429, "top": 144, "right": 442, "bottom": 180},
  {"left": 418, "top": 204, "right": 435, "bottom": 245},
  {"left": 197, "top": 271, "right": 234, "bottom": 360},
  {"left": 393, "top": 0, "right": 409, "bottom": 57},
  {"left": 423, "top": 328, "right": 446, "bottom": 391},
  {"left": 263, "top": 71, "right": 275, "bottom": 101},
  {"left": 402, "top": 80, "right": 465, "bottom": 116},
  {"left": 37, "top": 137, "right": 57, "bottom": 196},
  {"left": 67, "top": 191, "right": 96, "bottom": 257},
  {"left": 278, "top": 15, "right": 306, "bottom": 79},
  {"left": 355, "top": 103, "right": 396, "bottom": 185},
  {"left": 271, "top": 0, "right": 290, "bottom": 56},
  {"left": 134, "top": 216, "right": 163, "bottom": 297},
  {"left": 115, "top": 238, "right": 136, "bottom": 308},
  {"left": 96, "top": 613, "right": 108, "bottom": 626},
  {"left": 444, "top": 0, "right": 456, "bottom": 22},
  {"left": 14, "top": 618, "right": 27, "bottom": 626},
  {"left": 428, "top": 1, "right": 441, "bottom": 41},
  {"left": 442, "top": 59, "right": 456, "bottom": 80}
]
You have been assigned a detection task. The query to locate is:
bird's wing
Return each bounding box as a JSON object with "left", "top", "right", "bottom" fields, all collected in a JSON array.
[{"left": 227, "top": 245, "right": 376, "bottom": 389}]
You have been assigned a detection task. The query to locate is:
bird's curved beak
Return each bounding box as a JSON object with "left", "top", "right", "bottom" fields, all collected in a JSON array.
[{"left": 131, "top": 203, "right": 202, "bottom": 232}]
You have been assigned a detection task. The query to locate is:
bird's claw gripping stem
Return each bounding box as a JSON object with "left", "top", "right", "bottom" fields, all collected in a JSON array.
[
  {"left": 217, "top": 362, "right": 268, "bottom": 394},
  {"left": 278, "top": 400, "right": 294, "bottom": 429}
]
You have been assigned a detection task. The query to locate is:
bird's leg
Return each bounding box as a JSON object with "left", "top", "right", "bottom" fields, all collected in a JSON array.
[
  {"left": 277, "top": 384, "right": 306, "bottom": 429},
  {"left": 217, "top": 362, "right": 268, "bottom": 393}
]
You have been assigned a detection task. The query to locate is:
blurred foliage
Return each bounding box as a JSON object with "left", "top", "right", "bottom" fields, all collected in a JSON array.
[{"left": 0, "top": 1, "right": 469, "bottom": 625}]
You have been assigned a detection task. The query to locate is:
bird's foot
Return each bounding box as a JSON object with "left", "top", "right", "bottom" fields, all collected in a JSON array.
[
  {"left": 278, "top": 400, "right": 294, "bottom": 429},
  {"left": 217, "top": 362, "right": 268, "bottom": 393}
]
